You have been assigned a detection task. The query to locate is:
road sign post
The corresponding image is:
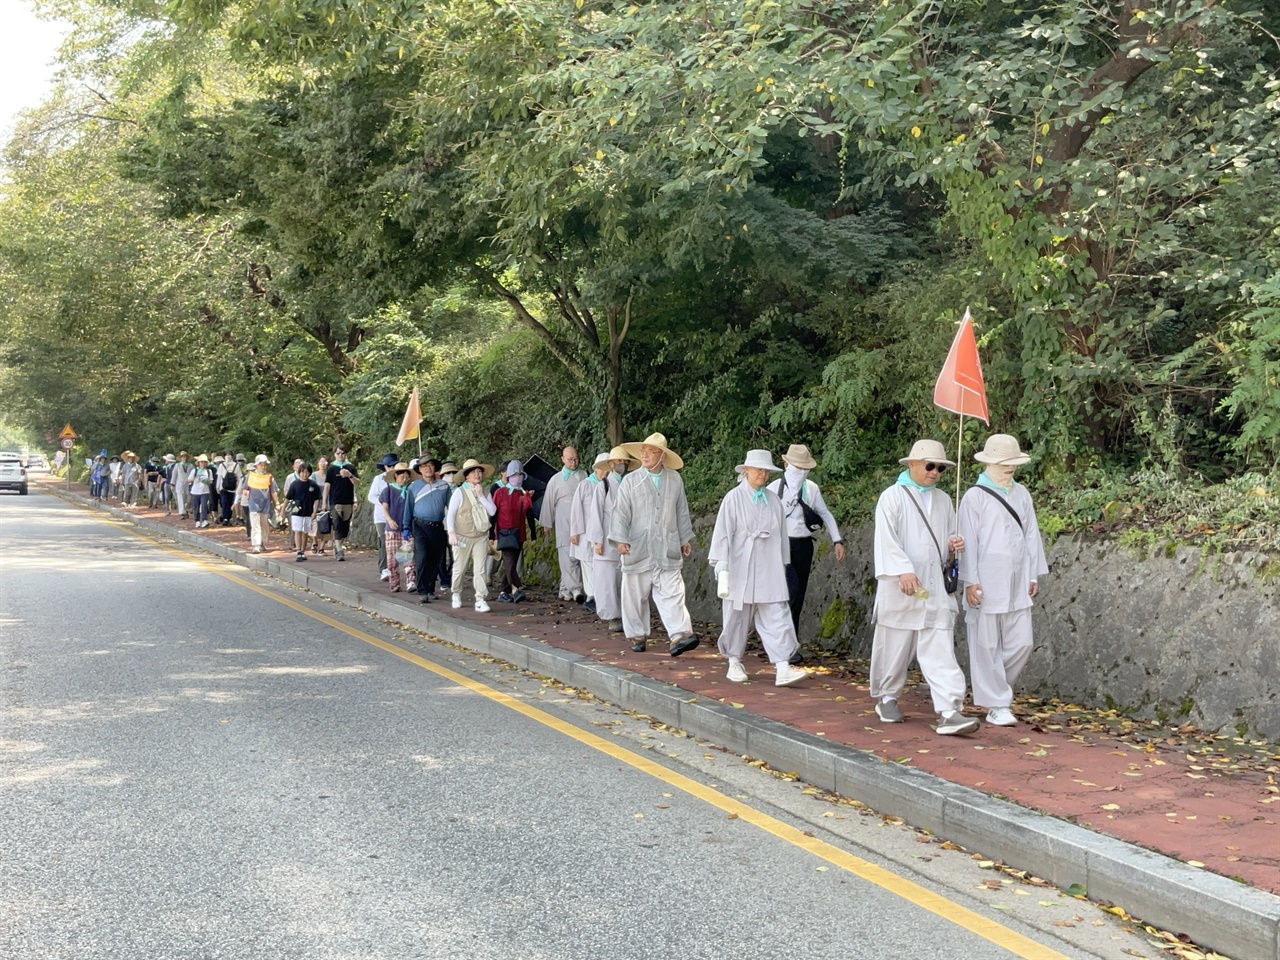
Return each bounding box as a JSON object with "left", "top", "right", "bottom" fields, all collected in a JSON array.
[{"left": 59, "top": 425, "right": 77, "bottom": 490}]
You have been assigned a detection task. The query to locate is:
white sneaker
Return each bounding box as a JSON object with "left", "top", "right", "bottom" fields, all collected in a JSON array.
[
  {"left": 986, "top": 707, "right": 1018, "bottom": 726},
  {"left": 775, "top": 663, "right": 810, "bottom": 687},
  {"left": 380, "top": 569, "right": 391, "bottom": 581},
  {"left": 474, "top": 599, "right": 490, "bottom": 613},
  {"left": 451, "top": 594, "right": 462, "bottom": 609},
  {"left": 726, "top": 658, "right": 748, "bottom": 683},
  {"left": 875, "top": 699, "right": 905, "bottom": 723}
]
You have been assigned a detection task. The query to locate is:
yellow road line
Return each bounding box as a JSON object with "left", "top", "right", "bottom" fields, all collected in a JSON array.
[{"left": 68, "top": 494, "right": 1068, "bottom": 960}]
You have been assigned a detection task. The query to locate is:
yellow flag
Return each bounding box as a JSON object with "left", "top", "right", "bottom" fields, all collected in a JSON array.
[{"left": 396, "top": 386, "right": 422, "bottom": 445}]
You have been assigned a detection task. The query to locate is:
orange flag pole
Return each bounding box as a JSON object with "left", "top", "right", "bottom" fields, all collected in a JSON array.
[
  {"left": 933, "top": 307, "right": 989, "bottom": 511},
  {"left": 396, "top": 386, "right": 422, "bottom": 448}
]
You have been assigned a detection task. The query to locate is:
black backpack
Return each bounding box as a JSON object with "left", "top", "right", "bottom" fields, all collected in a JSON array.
[{"left": 222, "top": 465, "right": 240, "bottom": 493}]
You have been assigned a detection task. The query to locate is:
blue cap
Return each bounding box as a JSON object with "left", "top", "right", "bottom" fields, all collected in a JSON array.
[{"left": 380, "top": 453, "right": 399, "bottom": 468}]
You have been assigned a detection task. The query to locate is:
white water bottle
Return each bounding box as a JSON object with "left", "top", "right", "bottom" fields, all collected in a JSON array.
[{"left": 717, "top": 569, "right": 730, "bottom": 599}]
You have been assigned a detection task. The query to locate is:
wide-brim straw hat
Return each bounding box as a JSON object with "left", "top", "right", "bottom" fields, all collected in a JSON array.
[
  {"left": 195, "top": 454, "right": 210, "bottom": 463},
  {"left": 619, "top": 432, "right": 683, "bottom": 470},
  {"left": 162, "top": 454, "right": 176, "bottom": 462},
  {"left": 592, "top": 452, "right": 612, "bottom": 474},
  {"left": 414, "top": 457, "right": 442, "bottom": 474},
  {"left": 781, "top": 444, "right": 817, "bottom": 470},
  {"left": 735, "top": 449, "right": 783, "bottom": 474},
  {"left": 459, "top": 458, "right": 493, "bottom": 481},
  {"left": 898, "top": 439, "right": 955, "bottom": 466},
  {"left": 974, "top": 434, "right": 1031, "bottom": 465},
  {"left": 391, "top": 461, "right": 411, "bottom": 474},
  {"left": 606, "top": 445, "right": 640, "bottom": 469}
]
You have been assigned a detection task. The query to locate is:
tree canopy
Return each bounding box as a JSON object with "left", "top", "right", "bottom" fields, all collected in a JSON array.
[{"left": 2, "top": 0, "right": 1277, "bottom": 511}]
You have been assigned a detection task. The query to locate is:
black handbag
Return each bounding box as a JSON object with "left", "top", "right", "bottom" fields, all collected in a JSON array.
[
  {"left": 315, "top": 510, "right": 332, "bottom": 535},
  {"left": 496, "top": 527, "right": 521, "bottom": 551},
  {"left": 783, "top": 476, "right": 825, "bottom": 535}
]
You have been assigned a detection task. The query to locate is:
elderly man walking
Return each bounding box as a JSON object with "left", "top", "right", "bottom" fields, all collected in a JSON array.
[
  {"left": 170, "top": 452, "right": 192, "bottom": 519},
  {"left": 541, "top": 446, "right": 587, "bottom": 601},
  {"left": 569, "top": 454, "right": 609, "bottom": 612},
  {"left": 870, "top": 439, "right": 978, "bottom": 736},
  {"left": 447, "top": 459, "right": 497, "bottom": 612},
  {"left": 608, "top": 432, "right": 698, "bottom": 657},
  {"left": 710, "top": 450, "right": 811, "bottom": 687},
  {"left": 958, "top": 434, "right": 1049, "bottom": 727},
  {"left": 586, "top": 446, "right": 637, "bottom": 634}
]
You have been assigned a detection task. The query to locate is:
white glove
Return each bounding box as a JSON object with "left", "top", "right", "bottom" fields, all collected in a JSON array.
[{"left": 714, "top": 560, "right": 728, "bottom": 577}]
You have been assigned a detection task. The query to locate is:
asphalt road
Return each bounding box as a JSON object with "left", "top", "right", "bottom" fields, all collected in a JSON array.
[{"left": 1, "top": 492, "right": 1145, "bottom": 959}]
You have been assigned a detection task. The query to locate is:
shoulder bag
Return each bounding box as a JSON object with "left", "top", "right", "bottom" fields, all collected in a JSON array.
[
  {"left": 900, "top": 488, "right": 959, "bottom": 594},
  {"left": 783, "top": 476, "right": 825, "bottom": 536}
]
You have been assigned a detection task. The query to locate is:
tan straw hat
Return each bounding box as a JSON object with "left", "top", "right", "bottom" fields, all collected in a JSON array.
[
  {"left": 781, "top": 444, "right": 817, "bottom": 470},
  {"left": 974, "top": 434, "right": 1031, "bottom": 465},
  {"left": 898, "top": 439, "right": 956, "bottom": 466},
  {"left": 459, "top": 458, "right": 494, "bottom": 480},
  {"left": 735, "top": 449, "right": 783, "bottom": 474},
  {"left": 592, "top": 452, "right": 612, "bottom": 475},
  {"left": 620, "top": 432, "right": 683, "bottom": 470},
  {"left": 392, "top": 461, "right": 411, "bottom": 474},
  {"left": 606, "top": 445, "right": 640, "bottom": 469},
  {"left": 195, "top": 454, "right": 209, "bottom": 463}
]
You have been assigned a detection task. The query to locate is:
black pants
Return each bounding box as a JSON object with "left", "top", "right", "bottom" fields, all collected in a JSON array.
[
  {"left": 413, "top": 519, "right": 447, "bottom": 596},
  {"left": 499, "top": 547, "right": 523, "bottom": 594},
  {"left": 785, "top": 536, "right": 815, "bottom": 634},
  {"left": 219, "top": 488, "right": 236, "bottom": 523}
]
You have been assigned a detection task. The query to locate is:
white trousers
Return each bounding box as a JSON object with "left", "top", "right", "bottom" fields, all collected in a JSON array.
[
  {"left": 557, "top": 543, "right": 583, "bottom": 598},
  {"left": 593, "top": 558, "right": 621, "bottom": 620},
  {"left": 717, "top": 601, "right": 798, "bottom": 664},
  {"left": 579, "top": 552, "right": 595, "bottom": 599},
  {"left": 452, "top": 538, "right": 489, "bottom": 601},
  {"left": 621, "top": 565, "right": 692, "bottom": 640},
  {"left": 965, "top": 607, "right": 1034, "bottom": 709},
  {"left": 173, "top": 485, "right": 189, "bottom": 517},
  {"left": 248, "top": 510, "right": 271, "bottom": 549},
  {"left": 870, "top": 624, "right": 967, "bottom": 716}
]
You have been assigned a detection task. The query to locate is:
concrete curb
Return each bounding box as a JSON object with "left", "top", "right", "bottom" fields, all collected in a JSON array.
[{"left": 44, "top": 485, "right": 1280, "bottom": 960}]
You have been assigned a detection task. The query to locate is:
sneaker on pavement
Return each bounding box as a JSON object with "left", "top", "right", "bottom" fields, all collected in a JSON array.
[
  {"left": 630, "top": 638, "right": 647, "bottom": 653},
  {"left": 380, "top": 569, "right": 391, "bottom": 581},
  {"left": 668, "top": 633, "right": 700, "bottom": 657},
  {"left": 474, "top": 599, "right": 490, "bottom": 612},
  {"left": 986, "top": 707, "right": 1018, "bottom": 726},
  {"left": 726, "top": 658, "right": 749, "bottom": 683},
  {"left": 451, "top": 594, "right": 462, "bottom": 609},
  {"left": 512, "top": 589, "right": 525, "bottom": 603},
  {"left": 607, "top": 619, "right": 624, "bottom": 633},
  {"left": 775, "top": 663, "right": 810, "bottom": 687},
  {"left": 582, "top": 597, "right": 596, "bottom": 613},
  {"left": 496, "top": 592, "right": 514, "bottom": 603},
  {"left": 296, "top": 552, "right": 305, "bottom": 562},
  {"left": 875, "top": 699, "right": 905, "bottom": 723},
  {"left": 937, "top": 712, "right": 981, "bottom": 736}
]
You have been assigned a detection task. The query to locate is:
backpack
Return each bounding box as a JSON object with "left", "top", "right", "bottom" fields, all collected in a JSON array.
[{"left": 222, "top": 465, "right": 240, "bottom": 493}]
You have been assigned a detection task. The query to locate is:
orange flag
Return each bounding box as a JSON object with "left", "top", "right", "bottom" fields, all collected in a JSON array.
[
  {"left": 933, "top": 308, "right": 989, "bottom": 424},
  {"left": 395, "top": 386, "right": 422, "bottom": 445}
]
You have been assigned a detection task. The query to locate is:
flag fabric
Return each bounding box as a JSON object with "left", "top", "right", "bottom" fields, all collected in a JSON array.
[
  {"left": 933, "top": 308, "right": 989, "bottom": 424},
  {"left": 395, "top": 386, "right": 422, "bottom": 445}
]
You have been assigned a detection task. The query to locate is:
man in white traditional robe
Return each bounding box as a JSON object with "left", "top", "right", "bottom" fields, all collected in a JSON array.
[
  {"left": 958, "top": 434, "right": 1049, "bottom": 727},
  {"left": 569, "top": 453, "right": 608, "bottom": 613},
  {"left": 541, "top": 446, "right": 587, "bottom": 601},
  {"left": 608, "top": 432, "right": 699, "bottom": 656},
  {"left": 587, "top": 446, "right": 637, "bottom": 634},
  {"left": 710, "top": 450, "right": 811, "bottom": 687},
  {"left": 870, "top": 439, "right": 979, "bottom": 736}
]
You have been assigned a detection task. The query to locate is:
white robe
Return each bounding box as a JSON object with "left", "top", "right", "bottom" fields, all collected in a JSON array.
[
  {"left": 608, "top": 468, "right": 694, "bottom": 574},
  {"left": 542, "top": 469, "right": 586, "bottom": 547},
  {"left": 568, "top": 475, "right": 601, "bottom": 564},
  {"left": 872, "top": 483, "right": 959, "bottom": 630},
  {"left": 708, "top": 481, "right": 791, "bottom": 609},
  {"left": 586, "top": 473, "right": 625, "bottom": 621},
  {"left": 957, "top": 480, "right": 1048, "bottom": 613}
]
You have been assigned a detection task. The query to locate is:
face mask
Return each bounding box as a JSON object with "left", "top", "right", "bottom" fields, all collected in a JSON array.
[
  {"left": 987, "top": 464, "right": 1016, "bottom": 485},
  {"left": 613, "top": 462, "right": 627, "bottom": 476}
]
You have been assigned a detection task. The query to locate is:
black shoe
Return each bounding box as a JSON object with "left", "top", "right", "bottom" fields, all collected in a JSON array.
[
  {"left": 788, "top": 652, "right": 806, "bottom": 665},
  {"left": 669, "top": 634, "right": 700, "bottom": 658},
  {"left": 630, "top": 639, "right": 647, "bottom": 653},
  {"left": 574, "top": 593, "right": 587, "bottom": 604},
  {"left": 582, "top": 597, "right": 596, "bottom": 613},
  {"left": 418, "top": 594, "right": 431, "bottom": 604},
  {"left": 496, "top": 592, "right": 514, "bottom": 603},
  {"left": 512, "top": 589, "right": 525, "bottom": 603}
]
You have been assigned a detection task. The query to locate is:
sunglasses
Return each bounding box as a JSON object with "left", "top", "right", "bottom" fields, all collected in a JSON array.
[{"left": 924, "top": 463, "right": 948, "bottom": 473}]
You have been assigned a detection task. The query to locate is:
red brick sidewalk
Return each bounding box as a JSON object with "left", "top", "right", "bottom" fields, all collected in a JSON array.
[{"left": 66, "top": 480, "right": 1280, "bottom": 894}]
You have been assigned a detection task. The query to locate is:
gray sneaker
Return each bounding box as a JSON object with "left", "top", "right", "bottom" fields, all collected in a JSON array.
[
  {"left": 875, "top": 699, "right": 904, "bottom": 723},
  {"left": 936, "top": 711, "right": 980, "bottom": 736}
]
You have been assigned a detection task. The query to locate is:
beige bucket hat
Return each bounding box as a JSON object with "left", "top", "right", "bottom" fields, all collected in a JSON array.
[
  {"left": 898, "top": 439, "right": 955, "bottom": 466},
  {"left": 974, "top": 434, "right": 1031, "bottom": 465},
  {"left": 781, "top": 444, "right": 818, "bottom": 470},
  {"left": 620, "top": 432, "right": 683, "bottom": 470},
  {"left": 459, "top": 458, "right": 493, "bottom": 481},
  {"left": 605, "top": 445, "right": 640, "bottom": 470},
  {"left": 735, "top": 449, "right": 783, "bottom": 474}
]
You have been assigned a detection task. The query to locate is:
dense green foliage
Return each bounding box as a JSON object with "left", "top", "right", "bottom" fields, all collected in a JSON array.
[{"left": 1, "top": 0, "right": 1278, "bottom": 522}]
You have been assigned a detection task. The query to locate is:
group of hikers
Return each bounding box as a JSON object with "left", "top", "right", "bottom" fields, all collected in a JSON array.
[{"left": 86, "top": 429, "right": 1047, "bottom": 736}]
